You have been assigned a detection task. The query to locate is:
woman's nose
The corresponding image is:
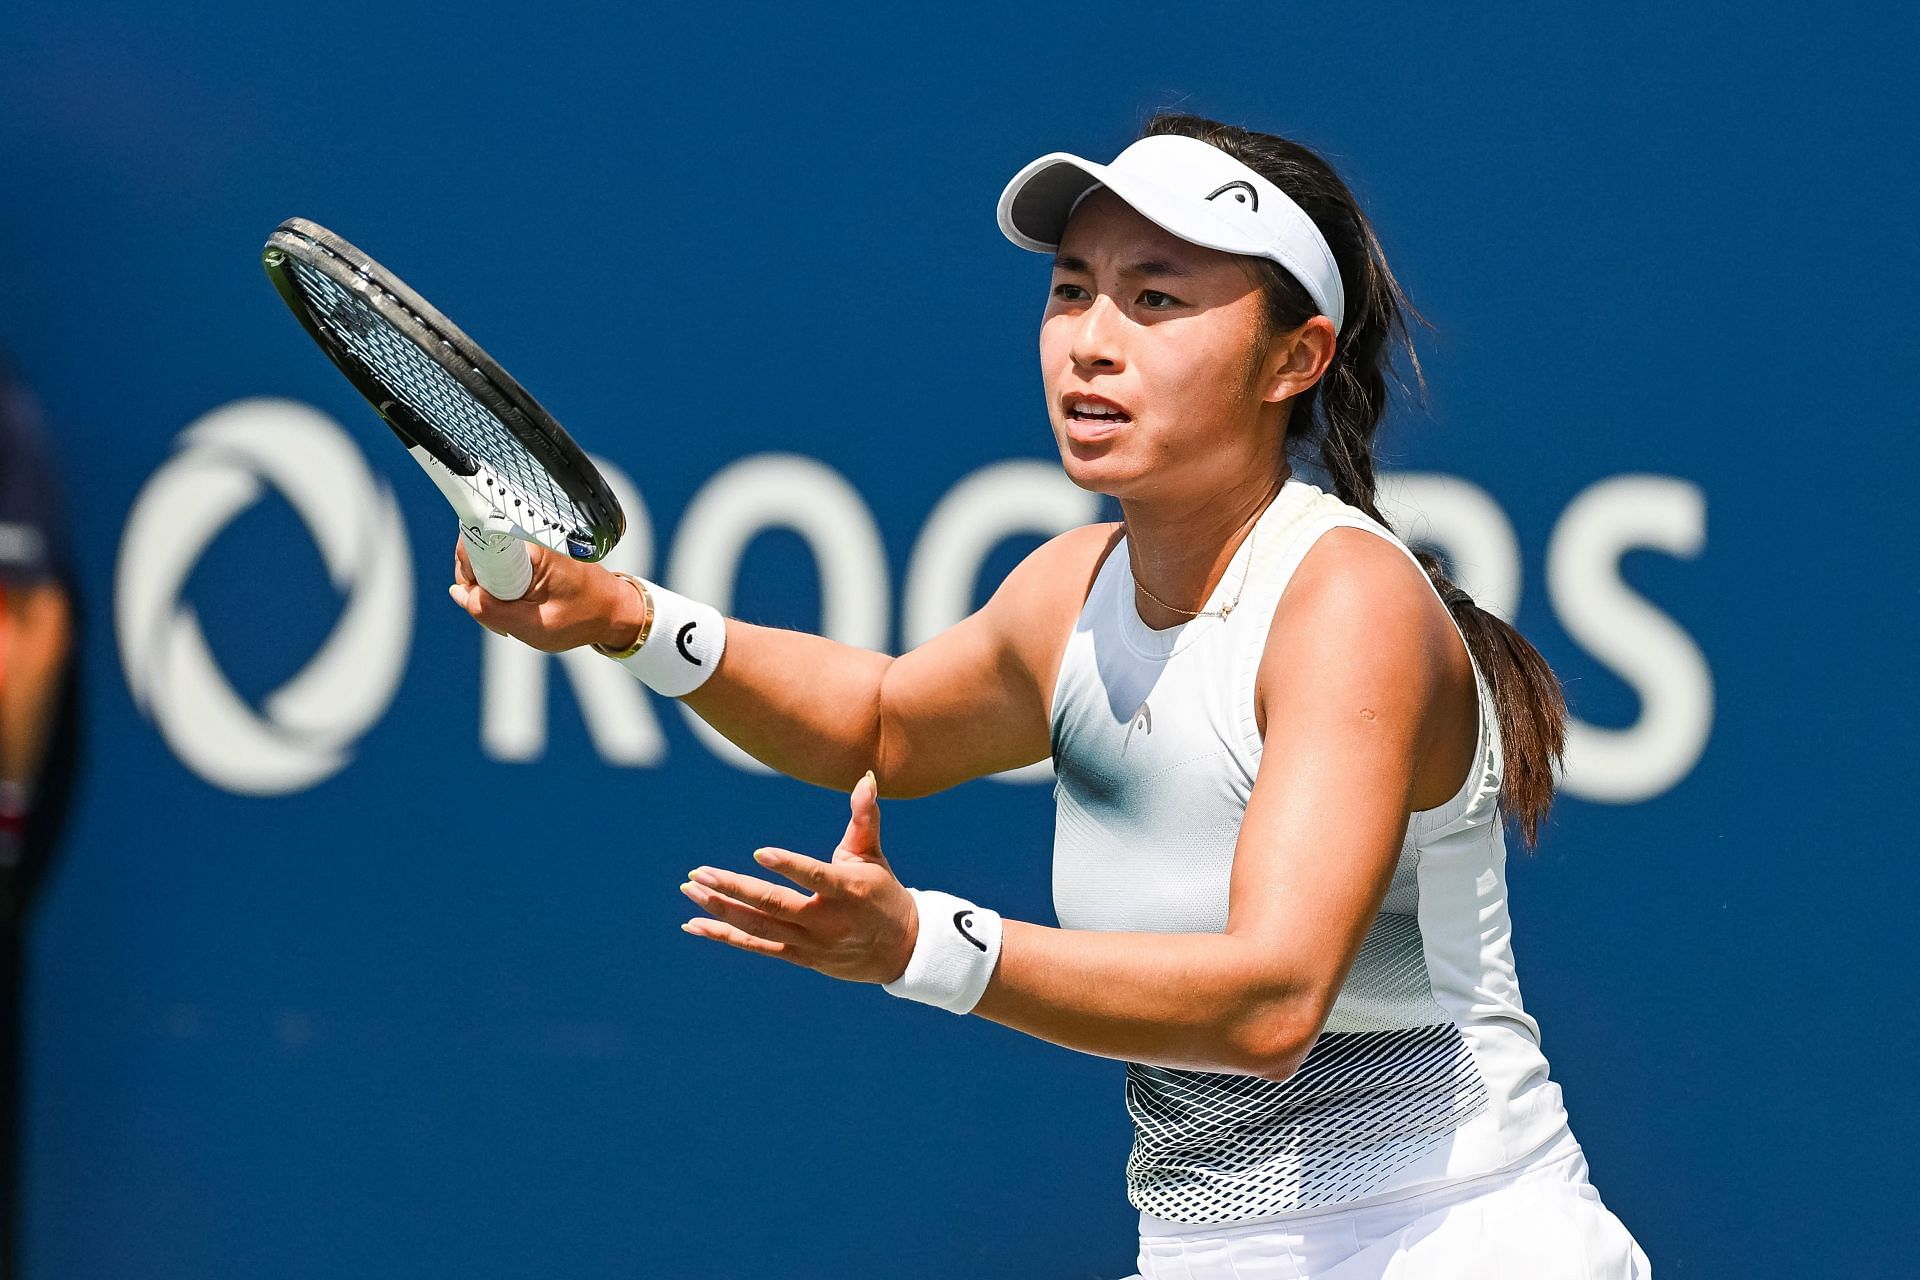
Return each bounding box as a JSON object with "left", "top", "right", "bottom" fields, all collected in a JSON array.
[{"left": 1070, "top": 294, "right": 1127, "bottom": 372}]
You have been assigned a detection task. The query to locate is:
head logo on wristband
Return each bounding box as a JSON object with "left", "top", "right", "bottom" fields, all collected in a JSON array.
[
  {"left": 885, "top": 888, "right": 1004, "bottom": 1015},
  {"left": 598, "top": 576, "right": 727, "bottom": 698},
  {"left": 675, "top": 622, "right": 702, "bottom": 665},
  {"left": 953, "top": 910, "right": 988, "bottom": 953}
]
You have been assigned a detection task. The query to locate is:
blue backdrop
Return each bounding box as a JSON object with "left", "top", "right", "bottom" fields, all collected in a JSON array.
[{"left": 2, "top": 2, "right": 1913, "bottom": 1276}]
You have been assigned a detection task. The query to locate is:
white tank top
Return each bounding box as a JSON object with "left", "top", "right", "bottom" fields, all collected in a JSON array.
[{"left": 1049, "top": 475, "right": 1574, "bottom": 1226}]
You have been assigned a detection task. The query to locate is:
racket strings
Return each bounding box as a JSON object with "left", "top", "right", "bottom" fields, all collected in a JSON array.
[{"left": 288, "top": 259, "right": 584, "bottom": 536}]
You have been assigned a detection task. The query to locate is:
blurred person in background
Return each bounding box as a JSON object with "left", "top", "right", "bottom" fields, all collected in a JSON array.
[{"left": 0, "top": 350, "right": 78, "bottom": 1279}]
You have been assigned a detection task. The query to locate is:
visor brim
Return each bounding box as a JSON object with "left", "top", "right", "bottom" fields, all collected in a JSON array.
[{"left": 996, "top": 151, "right": 1274, "bottom": 262}]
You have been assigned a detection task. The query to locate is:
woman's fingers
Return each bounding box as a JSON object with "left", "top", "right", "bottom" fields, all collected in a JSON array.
[
  {"left": 453, "top": 537, "right": 477, "bottom": 587},
  {"left": 450, "top": 536, "right": 515, "bottom": 631},
  {"left": 683, "top": 840, "right": 912, "bottom": 983},
  {"left": 834, "top": 771, "right": 886, "bottom": 865},
  {"left": 445, "top": 537, "right": 611, "bottom": 652},
  {"left": 681, "top": 917, "right": 791, "bottom": 960},
  {"left": 751, "top": 847, "right": 838, "bottom": 893},
  {"left": 681, "top": 883, "right": 810, "bottom": 948},
  {"left": 450, "top": 538, "right": 480, "bottom": 612},
  {"left": 689, "top": 866, "right": 811, "bottom": 918},
  {"left": 448, "top": 579, "right": 508, "bottom": 636}
]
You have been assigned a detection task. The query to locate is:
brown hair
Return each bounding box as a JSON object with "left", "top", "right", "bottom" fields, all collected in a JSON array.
[{"left": 1143, "top": 112, "right": 1567, "bottom": 848}]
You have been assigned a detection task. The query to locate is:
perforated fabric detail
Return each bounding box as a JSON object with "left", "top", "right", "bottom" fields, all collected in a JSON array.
[
  {"left": 1323, "top": 911, "right": 1450, "bottom": 1035},
  {"left": 288, "top": 259, "right": 584, "bottom": 537},
  {"left": 1125, "top": 1026, "right": 1489, "bottom": 1223}
]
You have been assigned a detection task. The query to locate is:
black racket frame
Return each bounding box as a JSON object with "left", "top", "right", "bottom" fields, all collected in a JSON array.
[{"left": 262, "top": 217, "right": 624, "bottom": 562}]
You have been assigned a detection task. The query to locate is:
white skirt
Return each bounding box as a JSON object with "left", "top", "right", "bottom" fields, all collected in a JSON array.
[{"left": 1125, "top": 1133, "right": 1650, "bottom": 1280}]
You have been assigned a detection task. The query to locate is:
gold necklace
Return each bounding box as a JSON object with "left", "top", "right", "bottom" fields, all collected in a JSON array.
[{"left": 1129, "top": 515, "right": 1261, "bottom": 621}]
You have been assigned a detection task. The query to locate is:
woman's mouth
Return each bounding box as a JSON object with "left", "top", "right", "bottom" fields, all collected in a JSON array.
[{"left": 1062, "top": 393, "right": 1133, "bottom": 444}]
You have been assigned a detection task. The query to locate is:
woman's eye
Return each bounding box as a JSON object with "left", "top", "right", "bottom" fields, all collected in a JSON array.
[
  {"left": 1140, "top": 290, "right": 1181, "bottom": 309},
  {"left": 1051, "top": 282, "right": 1089, "bottom": 302}
]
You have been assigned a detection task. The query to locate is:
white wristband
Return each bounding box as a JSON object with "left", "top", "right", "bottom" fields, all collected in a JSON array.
[
  {"left": 604, "top": 579, "right": 727, "bottom": 698},
  {"left": 882, "top": 889, "right": 1003, "bottom": 1015}
]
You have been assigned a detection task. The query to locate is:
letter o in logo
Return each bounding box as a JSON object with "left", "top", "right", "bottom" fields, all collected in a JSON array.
[{"left": 115, "top": 398, "right": 413, "bottom": 795}]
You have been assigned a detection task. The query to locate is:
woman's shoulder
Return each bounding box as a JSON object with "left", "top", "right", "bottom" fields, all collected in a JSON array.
[
  {"left": 1252, "top": 521, "right": 1478, "bottom": 782},
  {"left": 1270, "top": 522, "right": 1452, "bottom": 656},
  {"left": 971, "top": 521, "right": 1123, "bottom": 675},
  {"left": 1254, "top": 519, "right": 1462, "bottom": 704},
  {"left": 1002, "top": 520, "right": 1126, "bottom": 605}
]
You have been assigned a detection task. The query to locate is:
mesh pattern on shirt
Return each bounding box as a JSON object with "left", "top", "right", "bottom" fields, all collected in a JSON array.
[
  {"left": 1125, "top": 1025, "right": 1489, "bottom": 1222},
  {"left": 289, "top": 259, "right": 584, "bottom": 536},
  {"left": 1325, "top": 910, "right": 1448, "bottom": 1034}
]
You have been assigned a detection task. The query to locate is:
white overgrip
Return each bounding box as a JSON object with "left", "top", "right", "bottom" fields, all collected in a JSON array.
[
  {"left": 405, "top": 444, "right": 535, "bottom": 602},
  {"left": 462, "top": 526, "right": 533, "bottom": 601}
]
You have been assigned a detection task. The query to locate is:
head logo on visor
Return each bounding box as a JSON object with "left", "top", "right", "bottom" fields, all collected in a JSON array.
[
  {"left": 1206, "top": 180, "right": 1259, "bottom": 210},
  {"left": 996, "top": 134, "right": 1346, "bottom": 334}
]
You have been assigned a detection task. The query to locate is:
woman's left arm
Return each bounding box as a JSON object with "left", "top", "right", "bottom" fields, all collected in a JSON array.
[{"left": 680, "top": 530, "right": 1466, "bottom": 1082}]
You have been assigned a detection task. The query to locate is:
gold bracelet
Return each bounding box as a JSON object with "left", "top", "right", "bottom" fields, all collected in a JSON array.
[{"left": 592, "top": 572, "right": 653, "bottom": 660}]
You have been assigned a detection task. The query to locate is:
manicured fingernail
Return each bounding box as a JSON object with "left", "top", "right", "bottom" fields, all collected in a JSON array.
[
  {"left": 679, "top": 881, "right": 699, "bottom": 898},
  {"left": 680, "top": 921, "right": 700, "bottom": 934},
  {"left": 690, "top": 869, "right": 717, "bottom": 887},
  {"left": 753, "top": 848, "right": 774, "bottom": 865}
]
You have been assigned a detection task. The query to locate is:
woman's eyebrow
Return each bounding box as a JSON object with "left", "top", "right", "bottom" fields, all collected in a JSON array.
[{"left": 1051, "top": 253, "right": 1194, "bottom": 279}]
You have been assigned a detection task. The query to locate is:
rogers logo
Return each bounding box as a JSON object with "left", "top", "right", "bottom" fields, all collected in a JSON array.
[
  {"left": 114, "top": 399, "right": 413, "bottom": 795},
  {"left": 112, "top": 401, "right": 1712, "bottom": 806}
]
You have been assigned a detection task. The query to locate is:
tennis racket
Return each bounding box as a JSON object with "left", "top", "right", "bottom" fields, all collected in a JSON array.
[{"left": 261, "top": 218, "right": 623, "bottom": 600}]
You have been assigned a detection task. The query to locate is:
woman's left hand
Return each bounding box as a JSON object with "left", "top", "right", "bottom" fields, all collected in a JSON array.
[{"left": 680, "top": 771, "right": 919, "bottom": 984}]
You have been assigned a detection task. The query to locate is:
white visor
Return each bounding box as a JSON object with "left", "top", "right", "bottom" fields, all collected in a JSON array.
[{"left": 996, "top": 133, "right": 1346, "bottom": 334}]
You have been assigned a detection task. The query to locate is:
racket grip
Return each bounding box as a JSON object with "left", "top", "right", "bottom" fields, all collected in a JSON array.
[{"left": 464, "top": 526, "right": 533, "bottom": 602}]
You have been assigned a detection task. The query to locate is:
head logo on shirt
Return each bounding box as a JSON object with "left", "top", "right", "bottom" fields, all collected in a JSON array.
[{"left": 1125, "top": 700, "right": 1153, "bottom": 752}]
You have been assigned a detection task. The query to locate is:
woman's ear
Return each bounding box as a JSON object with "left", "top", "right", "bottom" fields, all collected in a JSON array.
[{"left": 1263, "top": 315, "right": 1339, "bottom": 404}]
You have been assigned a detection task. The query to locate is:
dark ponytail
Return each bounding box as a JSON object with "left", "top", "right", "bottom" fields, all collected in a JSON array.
[{"left": 1143, "top": 113, "right": 1568, "bottom": 849}]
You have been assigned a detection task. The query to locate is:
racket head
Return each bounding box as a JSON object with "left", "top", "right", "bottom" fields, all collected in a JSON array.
[{"left": 262, "top": 217, "right": 624, "bottom": 562}]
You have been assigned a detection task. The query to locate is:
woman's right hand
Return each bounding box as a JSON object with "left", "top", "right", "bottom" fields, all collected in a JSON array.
[{"left": 447, "top": 536, "right": 648, "bottom": 654}]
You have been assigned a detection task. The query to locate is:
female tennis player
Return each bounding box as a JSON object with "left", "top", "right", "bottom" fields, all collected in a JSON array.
[{"left": 449, "top": 113, "right": 1650, "bottom": 1278}]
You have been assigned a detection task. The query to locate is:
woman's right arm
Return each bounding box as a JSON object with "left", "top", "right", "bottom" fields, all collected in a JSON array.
[{"left": 449, "top": 522, "right": 1116, "bottom": 798}]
